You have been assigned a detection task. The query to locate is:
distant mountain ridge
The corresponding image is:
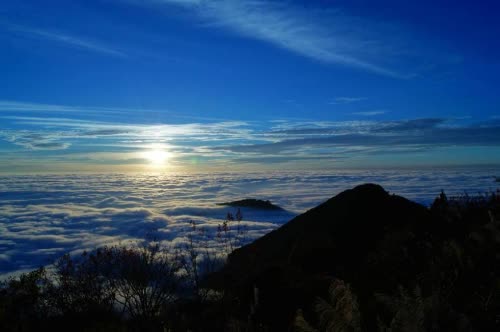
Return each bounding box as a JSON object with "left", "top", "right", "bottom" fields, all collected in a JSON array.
[{"left": 217, "top": 198, "right": 283, "bottom": 210}]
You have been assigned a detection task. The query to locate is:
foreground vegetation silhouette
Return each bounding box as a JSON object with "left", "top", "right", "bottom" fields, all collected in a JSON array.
[{"left": 1, "top": 184, "right": 499, "bottom": 331}]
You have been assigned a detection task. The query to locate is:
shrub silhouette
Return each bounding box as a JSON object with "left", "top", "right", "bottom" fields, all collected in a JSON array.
[
  {"left": 178, "top": 209, "right": 246, "bottom": 301},
  {"left": 295, "top": 279, "right": 361, "bottom": 332},
  {"left": 1, "top": 243, "right": 182, "bottom": 331}
]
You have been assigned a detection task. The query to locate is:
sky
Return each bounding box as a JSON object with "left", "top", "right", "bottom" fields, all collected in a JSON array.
[{"left": 1, "top": 0, "right": 500, "bottom": 173}]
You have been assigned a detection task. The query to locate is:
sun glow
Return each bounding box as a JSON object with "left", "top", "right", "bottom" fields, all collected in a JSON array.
[{"left": 141, "top": 145, "right": 172, "bottom": 167}]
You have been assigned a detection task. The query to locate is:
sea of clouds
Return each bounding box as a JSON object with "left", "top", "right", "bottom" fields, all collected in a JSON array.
[{"left": 1, "top": 168, "right": 499, "bottom": 276}]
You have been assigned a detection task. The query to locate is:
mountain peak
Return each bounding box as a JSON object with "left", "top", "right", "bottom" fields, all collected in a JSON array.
[
  {"left": 211, "top": 183, "right": 429, "bottom": 288},
  {"left": 207, "top": 183, "right": 431, "bottom": 328},
  {"left": 343, "top": 183, "right": 387, "bottom": 196},
  {"left": 321, "top": 183, "right": 389, "bottom": 207}
]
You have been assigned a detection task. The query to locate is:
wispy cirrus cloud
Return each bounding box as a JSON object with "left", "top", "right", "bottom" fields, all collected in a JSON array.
[
  {"left": 4, "top": 23, "right": 126, "bottom": 57},
  {"left": 329, "top": 97, "right": 366, "bottom": 105},
  {"left": 0, "top": 100, "right": 233, "bottom": 123},
  {"left": 0, "top": 100, "right": 127, "bottom": 114},
  {"left": 213, "top": 118, "right": 500, "bottom": 155},
  {"left": 131, "top": 0, "right": 415, "bottom": 78},
  {"left": 352, "top": 110, "right": 387, "bottom": 116},
  {"left": 0, "top": 111, "right": 257, "bottom": 157},
  {"left": 0, "top": 130, "right": 71, "bottom": 151},
  {"left": 2, "top": 100, "right": 500, "bottom": 169}
]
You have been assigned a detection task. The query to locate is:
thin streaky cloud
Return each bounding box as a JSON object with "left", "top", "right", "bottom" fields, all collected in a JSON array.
[
  {"left": 0, "top": 113, "right": 260, "bottom": 152},
  {"left": 0, "top": 100, "right": 139, "bottom": 116},
  {"left": 135, "top": 0, "right": 410, "bottom": 78},
  {"left": 329, "top": 97, "right": 366, "bottom": 105},
  {"left": 353, "top": 111, "right": 387, "bottom": 116},
  {"left": 6, "top": 24, "right": 126, "bottom": 57},
  {"left": 212, "top": 119, "right": 500, "bottom": 154},
  {"left": 0, "top": 100, "right": 234, "bottom": 122}
]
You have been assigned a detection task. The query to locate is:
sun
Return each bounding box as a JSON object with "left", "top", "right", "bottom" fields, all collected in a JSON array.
[{"left": 141, "top": 146, "right": 171, "bottom": 167}]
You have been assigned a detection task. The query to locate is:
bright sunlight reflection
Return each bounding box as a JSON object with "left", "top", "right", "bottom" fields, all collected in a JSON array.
[{"left": 141, "top": 145, "right": 172, "bottom": 167}]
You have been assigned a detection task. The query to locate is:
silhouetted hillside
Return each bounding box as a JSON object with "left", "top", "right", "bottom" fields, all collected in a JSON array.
[
  {"left": 207, "top": 183, "right": 499, "bottom": 331},
  {"left": 217, "top": 198, "right": 283, "bottom": 210},
  {"left": 222, "top": 184, "right": 429, "bottom": 277}
]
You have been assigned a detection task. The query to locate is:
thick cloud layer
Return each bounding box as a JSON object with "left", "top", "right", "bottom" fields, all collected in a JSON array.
[{"left": 1, "top": 169, "right": 498, "bottom": 276}]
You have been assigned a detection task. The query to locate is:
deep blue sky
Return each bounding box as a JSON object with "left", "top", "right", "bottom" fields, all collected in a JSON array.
[{"left": 1, "top": 0, "right": 500, "bottom": 172}]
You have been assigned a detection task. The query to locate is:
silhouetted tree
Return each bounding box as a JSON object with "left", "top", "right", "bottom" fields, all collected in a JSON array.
[
  {"left": 105, "top": 243, "right": 182, "bottom": 324},
  {"left": 0, "top": 268, "right": 50, "bottom": 331}
]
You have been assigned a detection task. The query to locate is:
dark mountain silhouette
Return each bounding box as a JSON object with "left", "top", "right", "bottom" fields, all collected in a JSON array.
[
  {"left": 207, "top": 183, "right": 499, "bottom": 331},
  {"left": 222, "top": 184, "right": 429, "bottom": 277},
  {"left": 217, "top": 198, "right": 283, "bottom": 210}
]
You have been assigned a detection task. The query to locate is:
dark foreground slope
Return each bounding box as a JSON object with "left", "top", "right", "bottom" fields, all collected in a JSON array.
[{"left": 208, "top": 184, "right": 499, "bottom": 331}]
